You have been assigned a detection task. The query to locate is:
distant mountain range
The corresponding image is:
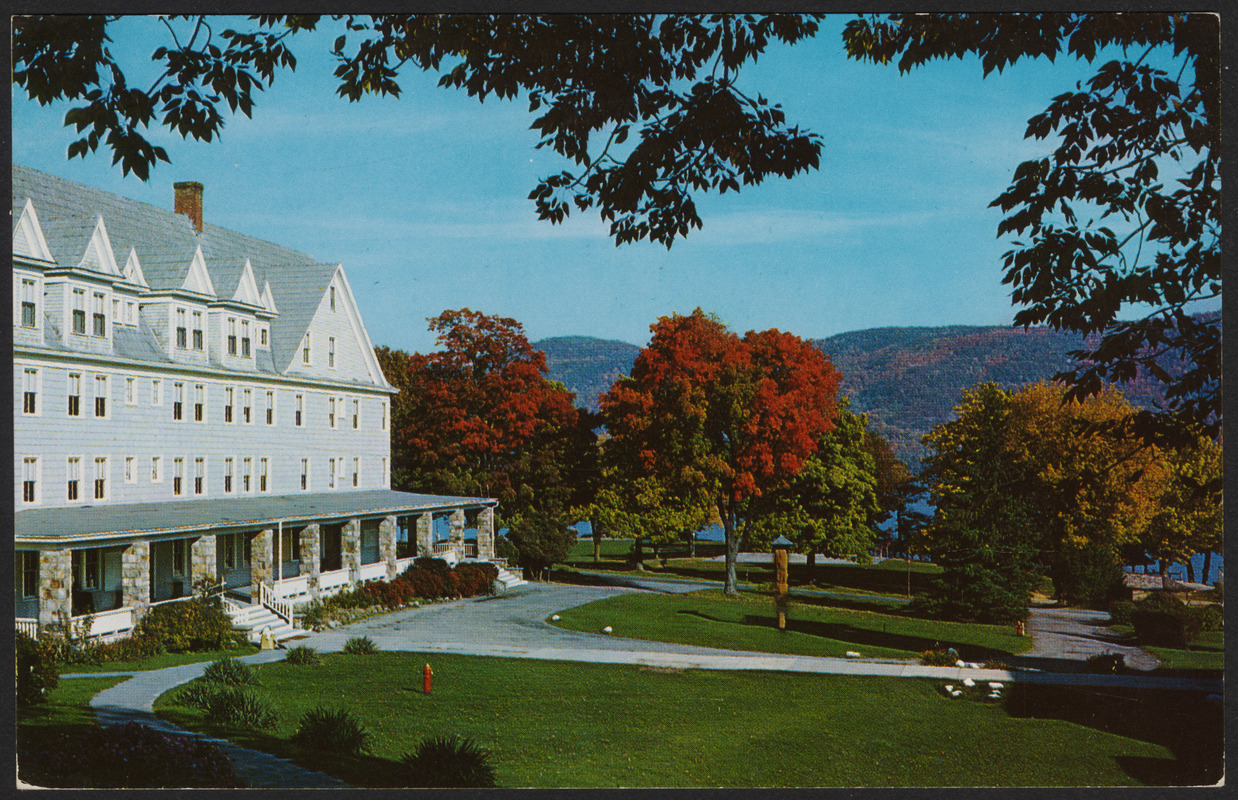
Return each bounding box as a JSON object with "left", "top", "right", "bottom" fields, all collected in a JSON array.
[{"left": 535, "top": 318, "right": 1188, "bottom": 466}]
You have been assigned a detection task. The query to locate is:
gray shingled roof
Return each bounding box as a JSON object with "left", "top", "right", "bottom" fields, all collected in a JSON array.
[
  {"left": 14, "top": 490, "right": 497, "bottom": 544},
  {"left": 13, "top": 165, "right": 347, "bottom": 382}
]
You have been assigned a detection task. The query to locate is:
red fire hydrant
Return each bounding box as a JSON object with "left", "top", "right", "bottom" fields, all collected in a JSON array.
[{"left": 423, "top": 662, "right": 433, "bottom": 695}]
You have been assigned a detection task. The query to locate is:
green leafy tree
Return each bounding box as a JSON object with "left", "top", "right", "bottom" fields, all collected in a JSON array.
[
  {"left": 844, "top": 13, "right": 1221, "bottom": 444},
  {"left": 1141, "top": 434, "right": 1222, "bottom": 584},
  {"left": 13, "top": 13, "right": 823, "bottom": 247},
  {"left": 589, "top": 470, "right": 708, "bottom": 564},
  {"left": 506, "top": 509, "right": 578, "bottom": 580},
  {"left": 748, "top": 403, "right": 880, "bottom": 576}
]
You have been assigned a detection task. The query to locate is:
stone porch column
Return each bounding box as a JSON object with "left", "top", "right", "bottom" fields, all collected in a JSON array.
[
  {"left": 121, "top": 541, "right": 150, "bottom": 619},
  {"left": 449, "top": 508, "right": 466, "bottom": 556},
  {"left": 476, "top": 506, "right": 496, "bottom": 561},
  {"left": 416, "top": 513, "right": 433, "bottom": 558},
  {"left": 38, "top": 548, "right": 73, "bottom": 629},
  {"left": 342, "top": 519, "right": 361, "bottom": 585},
  {"left": 299, "top": 524, "right": 321, "bottom": 599},
  {"left": 190, "top": 535, "right": 216, "bottom": 589},
  {"left": 251, "top": 529, "right": 275, "bottom": 589},
  {"left": 379, "top": 516, "right": 399, "bottom": 580}
]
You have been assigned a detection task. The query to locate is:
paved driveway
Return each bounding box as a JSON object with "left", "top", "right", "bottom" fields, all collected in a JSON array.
[{"left": 1015, "top": 607, "right": 1159, "bottom": 672}]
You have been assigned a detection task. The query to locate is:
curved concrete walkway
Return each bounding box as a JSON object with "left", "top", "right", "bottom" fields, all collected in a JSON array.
[
  {"left": 1017, "top": 606, "right": 1160, "bottom": 672},
  {"left": 72, "top": 580, "right": 1217, "bottom": 788}
]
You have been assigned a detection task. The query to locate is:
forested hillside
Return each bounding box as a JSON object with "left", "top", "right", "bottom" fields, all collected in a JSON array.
[{"left": 537, "top": 317, "right": 1191, "bottom": 465}]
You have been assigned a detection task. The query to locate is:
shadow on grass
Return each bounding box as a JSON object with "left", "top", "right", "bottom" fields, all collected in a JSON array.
[
  {"left": 1003, "top": 684, "right": 1223, "bottom": 786},
  {"left": 675, "top": 609, "right": 1007, "bottom": 661}
]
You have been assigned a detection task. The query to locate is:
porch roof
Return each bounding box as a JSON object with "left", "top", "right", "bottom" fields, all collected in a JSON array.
[{"left": 15, "top": 490, "right": 496, "bottom": 546}]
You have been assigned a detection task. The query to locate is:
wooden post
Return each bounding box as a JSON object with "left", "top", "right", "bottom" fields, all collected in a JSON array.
[{"left": 772, "top": 535, "right": 792, "bottom": 631}]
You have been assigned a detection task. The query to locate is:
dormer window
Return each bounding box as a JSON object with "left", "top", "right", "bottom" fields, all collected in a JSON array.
[
  {"left": 227, "top": 317, "right": 238, "bottom": 356},
  {"left": 72, "top": 289, "right": 87, "bottom": 335},
  {"left": 175, "top": 307, "right": 188, "bottom": 348},
  {"left": 112, "top": 298, "right": 120, "bottom": 324},
  {"left": 330, "top": 286, "right": 336, "bottom": 311},
  {"left": 127, "top": 301, "right": 137, "bottom": 324},
  {"left": 192, "top": 311, "right": 204, "bottom": 350},
  {"left": 92, "top": 292, "right": 106, "bottom": 337},
  {"left": 259, "top": 326, "right": 268, "bottom": 347},
  {"left": 302, "top": 334, "right": 311, "bottom": 365},
  {"left": 241, "top": 320, "right": 251, "bottom": 358},
  {"left": 20, "top": 279, "right": 38, "bottom": 328}
]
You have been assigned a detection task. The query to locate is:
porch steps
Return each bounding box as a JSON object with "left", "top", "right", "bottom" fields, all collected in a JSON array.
[
  {"left": 494, "top": 564, "right": 527, "bottom": 591},
  {"left": 227, "top": 604, "right": 306, "bottom": 645}
]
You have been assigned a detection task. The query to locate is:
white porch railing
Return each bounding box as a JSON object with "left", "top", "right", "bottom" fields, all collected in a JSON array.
[
  {"left": 16, "top": 618, "right": 38, "bottom": 637},
  {"left": 359, "top": 561, "right": 387, "bottom": 582},
  {"left": 82, "top": 607, "right": 136, "bottom": 640},
  {"left": 395, "top": 556, "right": 416, "bottom": 574},
  {"left": 432, "top": 542, "right": 454, "bottom": 556},
  {"left": 318, "top": 568, "right": 351, "bottom": 594},
  {"left": 258, "top": 582, "right": 295, "bottom": 626}
]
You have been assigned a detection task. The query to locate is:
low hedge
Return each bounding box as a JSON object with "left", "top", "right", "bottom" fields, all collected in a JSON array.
[
  {"left": 1127, "top": 593, "right": 1220, "bottom": 648},
  {"left": 299, "top": 561, "right": 498, "bottom": 628}
]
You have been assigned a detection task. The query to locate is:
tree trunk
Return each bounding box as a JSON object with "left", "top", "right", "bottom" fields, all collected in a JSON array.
[
  {"left": 1186, "top": 557, "right": 1196, "bottom": 584},
  {"left": 592, "top": 525, "right": 602, "bottom": 563},
  {"left": 1203, "top": 550, "right": 1213, "bottom": 585},
  {"left": 806, "top": 550, "right": 816, "bottom": 585},
  {"left": 722, "top": 503, "right": 739, "bottom": 597},
  {"left": 1159, "top": 558, "right": 1170, "bottom": 588},
  {"left": 688, "top": 531, "right": 696, "bottom": 559},
  {"left": 652, "top": 542, "right": 660, "bottom": 561}
]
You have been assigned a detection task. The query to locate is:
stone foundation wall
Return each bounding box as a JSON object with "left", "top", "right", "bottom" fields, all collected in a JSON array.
[
  {"left": 379, "top": 516, "right": 399, "bottom": 580},
  {"left": 477, "top": 506, "right": 496, "bottom": 560},
  {"left": 190, "top": 535, "right": 216, "bottom": 587},
  {"left": 38, "top": 548, "right": 72, "bottom": 627},
  {"left": 449, "top": 508, "right": 466, "bottom": 545}
]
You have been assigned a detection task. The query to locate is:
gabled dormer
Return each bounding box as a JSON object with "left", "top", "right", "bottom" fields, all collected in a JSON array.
[
  {"left": 280, "top": 265, "right": 390, "bottom": 388},
  {"left": 78, "top": 216, "right": 123, "bottom": 278},
  {"left": 12, "top": 198, "right": 55, "bottom": 265},
  {"left": 12, "top": 199, "right": 54, "bottom": 345},
  {"left": 181, "top": 245, "right": 217, "bottom": 297},
  {"left": 121, "top": 247, "right": 149, "bottom": 290}
]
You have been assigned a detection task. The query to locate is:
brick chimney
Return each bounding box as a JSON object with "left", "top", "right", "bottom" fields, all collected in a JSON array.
[{"left": 173, "top": 181, "right": 204, "bottom": 232}]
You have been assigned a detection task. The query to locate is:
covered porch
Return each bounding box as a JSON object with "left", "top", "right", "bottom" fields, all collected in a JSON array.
[{"left": 14, "top": 490, "right": 498, "bottom": 640}]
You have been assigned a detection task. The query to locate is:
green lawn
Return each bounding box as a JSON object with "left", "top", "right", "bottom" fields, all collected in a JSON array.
[
  {"left": 153, "top": 651, "right": 1201, "bottom": 787},
  {"left": 60, "top": 643, "right": 260, "bottom": 674},
  {"left": 18, "top": 676, "right": 129, "bottom": 730},
  {"left": 550, "top": 589, "right": 1029, "bottom": 661},
  {"left": 1107, "top": 626, "right": 1224, "bottom": 676}
]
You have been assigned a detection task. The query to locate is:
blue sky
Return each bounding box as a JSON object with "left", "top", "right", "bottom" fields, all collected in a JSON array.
[{"left": 10, "top": 15, "right": 1169, "bottom": 354}]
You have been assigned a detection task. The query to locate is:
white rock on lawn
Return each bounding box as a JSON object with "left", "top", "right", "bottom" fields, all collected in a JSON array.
[
  {"left": 602, "top": 625, "right": 613, "bottom": 633},
  {"left": 845, "top": 651, "right": 862, "bottom": 658},
  {"left": 962, "top": 678, "right": 975, "bottom": 687},
  {"left": 988, "top": 682, "right": 1004, "bottom": 689},
  {"left": 551, "top": 614, "right": 560, "bottom": 621}
]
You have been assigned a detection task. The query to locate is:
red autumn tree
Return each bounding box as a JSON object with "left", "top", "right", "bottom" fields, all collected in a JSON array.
[
  {"left": 378, "top": 309, "right": 593, "bottom": 526},
  {"left": 600, "top": 309, "right": 841, "bottom": 596}
]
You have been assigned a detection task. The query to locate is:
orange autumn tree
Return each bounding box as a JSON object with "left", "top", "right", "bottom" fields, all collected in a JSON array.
[
  {"left": 378, "top": 309, "right": 595, "bottom": 527},
  {"left": 600, "top": 309, "right": 841, "bottom": 596}
]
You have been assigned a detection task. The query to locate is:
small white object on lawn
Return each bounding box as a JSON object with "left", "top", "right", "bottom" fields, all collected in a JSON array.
[
  {"left": 845, "top": 651, "right": 862, "bottom": 658},
  {"left": 955, "top": 660, "right": 966, "bottom": 667},
  {"left": 602, "top": 625, "right": 613, "bottom": 633},
  {"left": 551, "top": 614, "right": 560, "bottom": 621},
  {"left": 950, "top": 690, "right": 963, "bottom": 697},
  {"left": 962, "top": 677, "right": 975, "bottom": 687},
  {"left": 988, "top": 682, "right": 1004, "bottom": 689}
]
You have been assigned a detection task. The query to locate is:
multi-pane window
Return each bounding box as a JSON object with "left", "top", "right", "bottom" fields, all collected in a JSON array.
[
  {"left": 67, "top": 457, "right": 82, "bottom": 500},
  {"left": 381, "top": 401, "right": 387, "bottom": 431},
  {"left": 328, "top": 337, "right": 335, "bottom": 368},
  {"left": 172, "top": 539, "right": 186, "bottom": 576},
  {"left": 19, "top": 551, "right": 38, "bottom": 598},
  {"left": 242, "top": 389, "right": 252, "bottom": 423},
  {"left": 152, "top": 378, "right": 163, "bottom": 406},
  {"left": 242, "top": 457, "right": 252, "bottom": 492},
  {"left": 127, "top": 300, "right": 137, "bottom": 324},
  {"left": 194, "top": 383, "right": 205, "bottom": 422},
  {"left": 173, "top": 457, "right": 184, "bottom": 495},
  {"left": 225, "top": 387, "right": 234, "bottom": 422},
  {"left": 352, "top": 399, "right": 359, "bottom": 429},
  {"left": 302, "top": 334, "right": 311, "bottom": 364},
  {"left": 92, "top": 292, "right": 106, "bottom": 336},
  {"left": 260, "top": 326, "right": 268, "bottom": 346},
  {"left": 328, "top": 458, "right": 336, "bottom": 489},
  {"left": 223, "top": 535, "right": 237, "bottom": 571},
  {"left": 265, "top": 390, "right": 275, "bottom": 425},
  {"left": 72, "top": 289, "right": 87, "bottom": 334},
  {"left": 260, "top": 458, "right": 269, "bottom": 492},
  {"left": 176, "top": 307, "right": 188, "bottom": 348},
  {"left": 93, "top": 375, "right": 108, "bottom": 418},
  {"left": 328, "top": 397, "right": 336, "bottom": 428},
  {"left": 192, "top": 310, "right": 204, "bottom": 350},
  {"left": 241, "top": 320, "right": 251, "bottom": 358},
  {"left": 295, "top": 394, "right": 304, "bottom": 427},
  {"left": 330, "top": 286, "right": 336, "bottom": 311},
  {"left": 125, "top": 377, "right": 136, "bottom": 405},
  {"left": 20, "top": 279, "right": 37, "bottom": 327},
  {"left": 124, "top": 456, "right": 135, "bottom": 483},
  {"left": 173, "top": 382, "right": 184, "bottom": 420},
  {"left": 151, "top": 455, "right": 163, "bottom": 483},
  {"left": 300, "top": 458, "right": 309, "bottom": 491},
  {"left": 75, "top": 550, "right": 100, "bottom": 590},
  {"left": 112, "top": 298, "right": 120, "bottom": 324},
  {"left": 22, "top": 368, "right": 38, "bottom": 415},
  {"left": 22, "top": 457, "right": 38, "bottom": 504},
  {"left": 278, "top": 529, "right": 302, "bottom": 562},
  {"left": 227, "top": 317, "right": 238, "bottom": 356},
  {"left": 194, "top": 457, "right": 205, "bottom": 495},
  {"left": 352, "top": 457, "right": 360, "bottom": 488},
  {"left": 68, "top": 373, "right": 82, "bottom": 417},
  {"left": 93, "top": 456, "right": 108, "bottom": 500},
  {"left": 382, "top": 457, "right": 388, "bottom": 486},
  {"left": 224, "top": 457, "right": 234, "bottom": 493}
]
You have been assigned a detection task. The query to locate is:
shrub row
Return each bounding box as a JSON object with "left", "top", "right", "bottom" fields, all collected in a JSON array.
[
  {"left": 1111, "top": 593, "right": 1223, "bottom": 648},
  {"left": 299, "top": 560, "right": 498, "bottom": 628},
  {"left": 18, "top": 721, "right": 240, "bottom": 788}
]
